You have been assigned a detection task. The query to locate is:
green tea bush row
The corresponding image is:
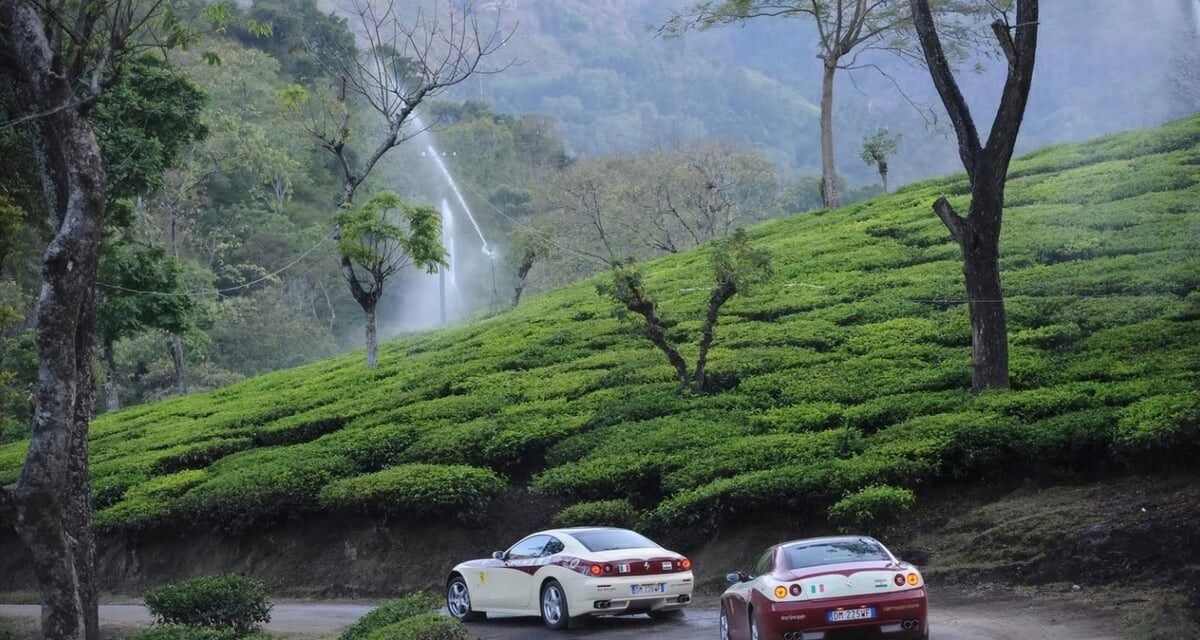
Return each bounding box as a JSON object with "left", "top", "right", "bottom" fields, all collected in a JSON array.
[
  {"left": 552, "top": 499, "right": 640, "bottom": 528},
  {"left": 319, "top": 464, "right": 505, "bottom": 522},
  {"left": 827, "top": 485, "right": 916, "bottom": 534}
]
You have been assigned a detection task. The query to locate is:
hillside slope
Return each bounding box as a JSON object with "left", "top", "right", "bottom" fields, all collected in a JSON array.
[{"left": 1, "top": 117, "right": 1198, "bottom": 539}]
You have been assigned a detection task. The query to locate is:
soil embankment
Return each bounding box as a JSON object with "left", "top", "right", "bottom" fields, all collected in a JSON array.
[{"left": 1, "top": 475, "right": 1197, "bottom": 616}]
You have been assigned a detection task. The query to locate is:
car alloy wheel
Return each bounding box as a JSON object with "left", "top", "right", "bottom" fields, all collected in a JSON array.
[
  {"left": 446, "top": 577, "right": 482, "bottom": 622},
  {"left": 541, "top": 580, "right": 570, "bottom": 630},
  {"left": 719, "top": 605, "right": 730, "bottom": 640}
]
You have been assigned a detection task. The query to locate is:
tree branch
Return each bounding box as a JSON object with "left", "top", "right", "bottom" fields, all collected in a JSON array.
[
  {"left": 910, "top": 0, "right": 982, "bottom": 181},
  {"left": 932, "top": 196, "right": 968, "bottom": 246},
  {"left": 991, "top": 18, "right": 1017, "bottom": 71},
  {"left": 984, "top": 0, "right": 1039, "bottom": 176}
]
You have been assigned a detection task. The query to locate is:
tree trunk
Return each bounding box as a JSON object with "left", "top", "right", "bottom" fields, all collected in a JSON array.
[
  {"left": 694, "top": 284, "right": 735, "bottom": 392},
  {"left": 364, "top": 303, "right": 378, "bottom": 369},
  {"left": 512, "top": 252, "right": 535, "bottom": 308},
  {"left": 169, "top": 335, "right": 188, "bottom": 395},
  {"left": 624, "top": 297, "right": 690, "bottom": 389},
  {"left": 102, "top": 337, "right": 119, "bottom": 412},
  {"left": 0, "top": 3, "right": 106, "bottom": 637},
  {"left": 819, "top": 63, "right": 840, "bottom": 209},
  {"left": 879, "top": 161, "right": 889, "bottom": 193},
  {"left": 912, "top": 0, "right": 1038, "bottom": 394},
  {"left": 963, "top": 241, "right": 1009, "bottom": 390}
]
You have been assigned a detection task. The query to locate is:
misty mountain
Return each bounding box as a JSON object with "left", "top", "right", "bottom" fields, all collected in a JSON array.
[{"left": 464, "top": 0, "right": 1196, "bottom": 187}]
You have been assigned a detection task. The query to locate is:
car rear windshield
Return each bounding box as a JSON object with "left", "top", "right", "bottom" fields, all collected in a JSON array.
[
  {"left": 784, "top": 540, "right": 890, "bottom": 569},
  {"left": 570, "top": 529, "right": 660, "bottom": 552}
]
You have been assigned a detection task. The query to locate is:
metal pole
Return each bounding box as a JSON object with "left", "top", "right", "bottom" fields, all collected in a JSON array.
[{"left": 439, "top": 266, "right": 447, "bottom": 325}]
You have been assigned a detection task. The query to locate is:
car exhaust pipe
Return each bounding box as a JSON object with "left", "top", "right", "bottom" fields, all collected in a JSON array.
[
  {"left": 901, "top": 619, "right": 922, "bottom": 631},
  {"left": 677, "top": 595, "right": 691, "bottom": 604},
  {"left": 593, "top": 600, "right": 612, "bottom": 610}
]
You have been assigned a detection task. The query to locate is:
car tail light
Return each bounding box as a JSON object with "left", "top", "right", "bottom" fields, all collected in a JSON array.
[
  {"left": 604, "top": 564, "right": 613, "bottom": 574},
  {"left": 589, "top": 564, "right": 602, "bottom": 576},
  {"left": 789, "top": 584, "right": 801, "bottom": 596},
  {"left": 893, "top": 574, "right": 906, "bottom": 586},
  {"left": 680, "top": 558, "right": 692, "bottom": 570},
  {"left": 907, "top": 573, "right": 919, "bottom": 586},
  {"left": 774, "top": 586, "right": 788, "bottom": 599}
]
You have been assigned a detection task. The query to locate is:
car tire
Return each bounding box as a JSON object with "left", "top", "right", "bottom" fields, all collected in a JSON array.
[
  {"left": 649, "top": 608, "right": 683, "bottom": 621},
  {"left": 718, "top": 604, "right": 731, "bottom": 640},
  {"left": 446, "top": 576, "right": 484, "bottom": 622},
  {"left": 540, "top": 579, "right": 571, "bottom": 630},
  {"left": 749, "top": 609, "right": 762, "bottom": 640}
]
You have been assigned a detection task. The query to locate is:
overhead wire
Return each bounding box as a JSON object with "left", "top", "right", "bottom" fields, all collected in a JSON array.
[{"left": 97, "top": 233, "right": 334, "bottom": 298}]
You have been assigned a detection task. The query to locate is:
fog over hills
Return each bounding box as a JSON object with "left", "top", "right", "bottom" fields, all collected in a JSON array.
[{"left": 449, "top": 0, "right": 1197, "bottom": 187}]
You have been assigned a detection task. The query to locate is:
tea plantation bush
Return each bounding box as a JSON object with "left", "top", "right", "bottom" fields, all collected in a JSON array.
[
  {"left": 143, "top": 574, "right": 271, "bottom": 634},
  {"left": 2, "top": 117, "right": 1196, "bottom": 535},
  {"left": 828, "top": 485, "right": 917, "bottom": 534},
  {"left": 340, "top": 593, "right": 466, "bottom": 640},
  {"left": 552, "top": 499, "right": 640, "bottom": 528},
  {"left": 319, "top": 464, "right": 505, "bottom": 522}
]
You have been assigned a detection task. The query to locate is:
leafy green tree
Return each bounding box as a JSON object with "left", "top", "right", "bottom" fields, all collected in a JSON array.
[
  {"left": 662, "top": 0, "right": 988, "bottom": 209},
  {"left": 860, "top": 127, "right": 901, "bottom": 193},
  {"left": 336, "top": 192, "right": 446, "bottom": 368},
  {"left": 94, "top": 55, "right": 209, "bottom": 209},
  {"left": 285, "top": 2, "right": 511, "bottom": 366},
  {"left": 598, "top": 229, "right": 771, "bottom": 392},
  {"left": 0, "top": 0, "right": 234, "bottom": 635},
  {"left": 96, "top": 245, "right": 196, "bottom": 412}
]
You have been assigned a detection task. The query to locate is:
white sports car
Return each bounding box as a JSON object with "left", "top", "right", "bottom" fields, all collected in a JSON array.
[{"left": 446, "top": 527, "right": 695, "bottom": 630}]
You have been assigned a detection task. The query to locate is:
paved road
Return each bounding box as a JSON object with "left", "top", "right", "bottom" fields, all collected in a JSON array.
[{"left": 1, "top": 598, "right": 1116, "bottom": 640}]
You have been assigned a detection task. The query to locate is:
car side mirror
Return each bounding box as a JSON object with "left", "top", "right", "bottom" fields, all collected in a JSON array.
[
  {"left": 492, "top": 551, "right": 506, "bottom": 560},
  {"left": 726, "top": 571, "right": 748, "bottom": 584}
]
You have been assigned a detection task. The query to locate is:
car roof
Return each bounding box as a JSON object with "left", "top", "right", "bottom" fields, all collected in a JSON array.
[
  {"left": 776, "top": 535, "right": 885, "bottom": 550},
  {"left": 535, "top": 526, "right": 631, "bottom": 537}
]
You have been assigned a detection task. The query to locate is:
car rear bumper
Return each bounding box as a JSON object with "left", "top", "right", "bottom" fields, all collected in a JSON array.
[
  {"left": 570, "top": 572, "right": 694, "bottom": 617},
  {"left": 758, "top": 588, "right": 928, "bottom": 639}
]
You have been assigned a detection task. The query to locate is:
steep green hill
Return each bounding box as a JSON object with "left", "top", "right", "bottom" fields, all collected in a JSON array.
[{"left": 2, "top": 118, "right": 1198, "bottom": 536}]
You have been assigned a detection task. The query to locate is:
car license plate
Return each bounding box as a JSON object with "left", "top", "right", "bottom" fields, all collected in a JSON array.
[
  {"left": 631, "top": 584, "right": 665, "bottom": 595},
  {"left": 828, "top": 607, "right": 876, "bottom": 623}
]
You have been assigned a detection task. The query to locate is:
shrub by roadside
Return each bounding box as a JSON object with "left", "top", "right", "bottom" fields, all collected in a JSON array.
[
  {"left": 362, "top": 614, "right": 467, "bottom": 640},
  {"left": 126, "top": 625, "right": 268, "bottom": 640},
  {"left": 143, "top": 574, "right": 271, "bottom": 635},
  {"left": 339, "top": 592, "right": 463, "bottom": 640}
]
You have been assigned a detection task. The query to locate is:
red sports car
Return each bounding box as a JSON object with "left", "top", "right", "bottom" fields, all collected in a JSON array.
[{"left": 720, "top": 536, "right": 928, "bottom": 640}]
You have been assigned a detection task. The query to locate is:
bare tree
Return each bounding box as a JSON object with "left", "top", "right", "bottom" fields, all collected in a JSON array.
[
  {"left": 549, "top": 144, "right": 783, "bottom": 266},
  {"left": 598, "top": 230, "right": 771, "bottom": 393},
  {"left": 910, "top": 0, "right": 1039, "bottom": 391},
  {"left": 661, "top": 0, "right": 989, "bottom": 209},
  {"left": 289, "top": 0, "right": 511, "bottom": 358}
]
